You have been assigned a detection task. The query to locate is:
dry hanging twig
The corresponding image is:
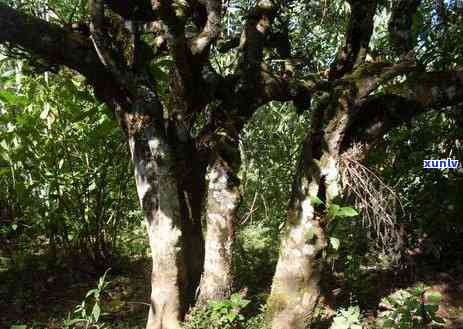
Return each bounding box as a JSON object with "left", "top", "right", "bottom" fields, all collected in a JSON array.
[{"left": 340, "top": 149, "right": 404, "bottom": 256}]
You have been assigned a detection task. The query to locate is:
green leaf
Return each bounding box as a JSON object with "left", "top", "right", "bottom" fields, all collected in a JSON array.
[
  {"left": 426, "top": 291, "right": 442, "bottom": 304},
  {"left": 240, "top": 298, "right": 250, "bottom": 308},
  {"left": 330, "top": 237, "right": 340, "bottom": 250},
  {"left": 0, "top": 90, "right": 27, "bottom": 107},
  {"left": 337, "top": 207, "right": 359, "bottom": 218},
  {"left": 208, "top": 300, "right": 224, "bottom": 311},
  {"left": 0, "top": 167, "right": 10, "bottom": 176},
  {"left": 154, "top": 56, "right": 174, "bottom": 66},
  {"left": 424, "top": 304, "right": 439, "bottom": 314},
  {"left": 226, "top": 312, "right": 237, "bottom": 322},
  {"left": 383, "top": 319, "right": 395, "bottom": 328},
  {"left": 65, "top": 318, "right": 87, "bottom": 326},
  {"left": 230, "top": 293, "right": 241, "bottom": 304},
  {"left": 328, "top": 204, "right": 340, "bottom": 218},
  {"left": 40, "top": 107, "right": 50, "bottom": 120},
  {"left": 429, "top": 313, "right": 446, "bottom": 324},
  {"left": 85, "top": 288, "right": 98, "bottom": 298},
  {"left": 309, "top": 195, "right": 323, "bottom": 206},
  {"left": 10, "top": 325, "right": 27, "bottom": 329},
  {"left": 92, "top": 303, "right": 101, "bottom": 322},
  {"left": 0, "top": 140, "right": 9, "bottom": 151},
  {"left": 414, "top": 285, "right": 425, "bottom": 295}
]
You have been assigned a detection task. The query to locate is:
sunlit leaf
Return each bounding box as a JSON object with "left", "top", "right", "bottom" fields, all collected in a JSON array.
[
  {"left": 337, "top": 207, "right": 359, "bottom": 218},
  {"left": 330, "top": 237, "right": 340, "bottom": 250}
]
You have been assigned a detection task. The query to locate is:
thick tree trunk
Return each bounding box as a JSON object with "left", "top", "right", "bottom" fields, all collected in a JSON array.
[
  {"left": 197, "top": 155, "right": 240, "bottom": 304},
  {"left": 128, "top": 124, "right": 187, "bottom": 329},
  {"left": 266, "top": 140, "right": 327, "bottom": 329},
  {"left": 267, "top": 107, "right": 349, "bottom": 329}
]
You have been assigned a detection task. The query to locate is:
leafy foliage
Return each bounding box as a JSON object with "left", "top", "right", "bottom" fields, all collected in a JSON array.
[
  {"left": 182, "top": 293, "right": 250, "bottom": 329},
  {"left": 0, "top": 62, "right": 142, "bottom": 268},
  {"left": 329, "top": 306, "right": 363, "bottom": 329},
  {"left": 378, "top": 285, "right": 445, "bottom": 328},
  {"left": 63, "top": 269, "right": 111, "bottom": 329}
]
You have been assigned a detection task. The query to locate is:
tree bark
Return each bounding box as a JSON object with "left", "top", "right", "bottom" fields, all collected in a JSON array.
[
  {"left": 266, "top": 135, "right": 326, "bottom": 329},
  {"left": 128, "top": 123, "right": 187, "bottom": 329},
  {"left": 267, "top": 104, "right": 350, "bottom": 329},
  {"left": 197, "top": 154, "right": 241, "bottom": 304}
]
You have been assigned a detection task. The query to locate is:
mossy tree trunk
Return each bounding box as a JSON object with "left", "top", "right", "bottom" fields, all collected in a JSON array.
[{"left": 267, "top": 101, "right": 350, "bottom": 329}]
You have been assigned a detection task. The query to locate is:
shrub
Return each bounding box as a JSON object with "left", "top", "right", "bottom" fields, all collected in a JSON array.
[
  {"left": 377, "top": 285, "right": 445, "bottom": 328},
  {"left": 182, "top": 293, "right": 250, "bottom": 329}
]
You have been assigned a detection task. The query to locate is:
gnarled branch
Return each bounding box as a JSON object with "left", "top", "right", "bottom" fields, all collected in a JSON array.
[
  {"left": 329, "top": 0, "right": 377, "bottom": 80},
  {"left": 348, "top": 57, "right": 418, "bottom": 99},
  {"left": 239, "top": 0, "right": 280, "bottom": 71},
  {"left": 388, "top": 0, "right": 421, "bottom": 56},
  {"left": 343, "top": 70, "right": 463, "bottom": 148},
  {"left": 0, "top": 3, "right": 103, "bottom": 80},
  {"left": 190, "top": 0, "right": 222, "bottom": 55},
  {"left": 153, "top": 0, "right": 199, "bottom": 109},
  {"left": 89, "top": 0, "right": 126, "bottom": 81}
]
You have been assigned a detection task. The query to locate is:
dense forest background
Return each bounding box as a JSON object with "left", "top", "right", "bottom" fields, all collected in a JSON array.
[{"left": 1, "top": 0, "right": 463, "bottom": 329}]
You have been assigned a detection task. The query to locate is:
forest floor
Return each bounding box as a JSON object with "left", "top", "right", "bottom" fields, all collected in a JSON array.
[
  {"left": 0, "top": 254, "right": 150, "bottom": 329},
  {"left": 321, "top": 262, "right": 463, "bottom": 329},
  {"left": 1, "top": 252, "right": 462, "bottom": 329}
]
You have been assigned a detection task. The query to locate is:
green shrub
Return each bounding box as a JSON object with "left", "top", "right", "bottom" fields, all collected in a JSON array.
[
  {"left": 182, "top": 293, "right": 250, "bottom": 329},
  {"left": 378, "top": 285, "right": 445, "bottom": 328}
]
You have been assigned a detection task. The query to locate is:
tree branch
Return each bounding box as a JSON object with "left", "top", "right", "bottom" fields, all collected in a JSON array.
[
  {"left": 388, "top": 0, "right": 421, "bottom": 56},
  {"left": 221, "top": 0, "right": 282, "bottom": 121},
  {"left": 329, "top": 0, "right": 377, "bottom": 80},
  {"left": 104, "top": 0, "right": 158, "bottom": 21},
  {"left": 239, "top": 0, "right": 280, "bottom": 73},
  {"left": 259, "top": 72, "right": 313, "bottom": 104},
  {"left": 0, "top": 3, "right": 104, "bottom": 81},
  {"left": 89, "top": 0, "right": 127, "bottom": 82},
  {"left": 216, "top": 35, "right": 240, "bottom": 52},
  {"left": 153, "top": 0, "right": 198, "bottom": 107},
  {"left": 193, "top": 1, "right": 284, "bottom": 149},
  {"left": 343, "top": 70, "right": 463, "bottom": 148},
  {"left": 348, "top": 58, "right": 418, "bottom": 99},
  {"left": 389, "top": 70, "right": 463, "bottom": 108},
  {"left": 190, "top": 0, "right": 222, "bottom": 55},
  {"left": 0, "top": 3, "right": 152, "bottom": 114}
]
